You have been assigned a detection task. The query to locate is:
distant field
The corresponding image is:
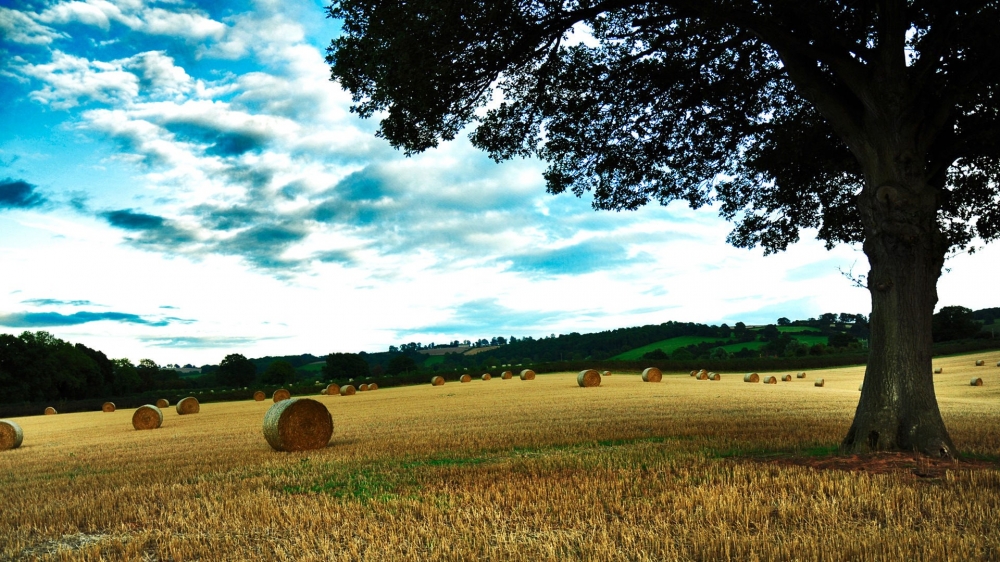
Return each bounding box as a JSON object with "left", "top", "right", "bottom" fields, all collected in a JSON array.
[
  {"left": 777, "top": 326, "right": 825, "bottom": 333},
  {"left": 423, "top": 355, "right": 445, "bottom": 367},
  {"left": 3, "top": 352, "right": 999, "bottom": 560},
  {"left": 613, "top": 332, "right": 830, "bottom": 360},
  {"left": 297, "top": 362, "right": 325, "bottom": 373}
]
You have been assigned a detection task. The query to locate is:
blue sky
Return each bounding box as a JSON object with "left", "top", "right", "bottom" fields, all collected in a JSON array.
[{"left": 1, "top": 0, "right": 995, "bottom": 365}]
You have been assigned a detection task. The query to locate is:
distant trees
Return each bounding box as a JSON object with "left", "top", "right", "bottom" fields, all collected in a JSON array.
[
  {"left": 322, "top": 352, "right": 370, "bottom": 379},
  {"left": 261, "top": 360, "right": 297, "bottom": 386},
  {"left": 386, "top": 354, "right": 418, "bottom": 375},
  {"left": 217, "top": 354, "right": 257, "bottom": 387},
  {"left": 932, "top": 307, "right": 983, "bottom": 343}
]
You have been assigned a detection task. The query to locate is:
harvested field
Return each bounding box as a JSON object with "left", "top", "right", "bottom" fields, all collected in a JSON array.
[{"left": 1, "top": 351, "right": 999, "bottom": 561}]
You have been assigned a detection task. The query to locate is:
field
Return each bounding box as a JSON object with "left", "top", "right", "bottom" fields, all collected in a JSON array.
[
  {"left": 2, "top": 353, "right": 1000, "bottom": 561},
  {"left": 611, "top": 330, "right": 827, "bottom": 360}
]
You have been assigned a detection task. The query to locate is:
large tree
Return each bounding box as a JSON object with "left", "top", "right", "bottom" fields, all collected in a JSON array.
[{"left": 327, "top": 1, "right": 1000, "bottom": 456}]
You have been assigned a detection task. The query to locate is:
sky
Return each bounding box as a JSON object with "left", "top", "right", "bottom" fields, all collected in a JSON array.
[{"left": 1, "top": 0, "right": 996, "bottom": 366}]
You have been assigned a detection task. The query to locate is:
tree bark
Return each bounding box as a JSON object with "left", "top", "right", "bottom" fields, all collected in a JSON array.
[{"left": 842, "top": 149, "right": 955, "bottom": 457}]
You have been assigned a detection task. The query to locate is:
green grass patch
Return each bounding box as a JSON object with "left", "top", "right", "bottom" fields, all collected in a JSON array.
[
  {"left": 612, "top": 336, "right": 729, "bottom": 360},
  {"left": 423, "top": 355, "right": 445, "bottom": 367},
  {"left": 297, "top": 362, "right": 325, "bottom": 372},
  {"left": 777, "top": 326, "right": 824, "bottom": 334}
]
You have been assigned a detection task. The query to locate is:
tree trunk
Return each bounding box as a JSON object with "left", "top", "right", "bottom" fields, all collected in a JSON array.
[{"left": 842, "top": 157, "right": 955, "bottom": 457}]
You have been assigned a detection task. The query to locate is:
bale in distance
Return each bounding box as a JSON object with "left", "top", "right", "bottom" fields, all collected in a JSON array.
[
  {"left": 696, "top": 371, "right": 709, "bottom": 381},
  {"left": 431, "top": 376, "right": 445, "bottom": 386},
  {"left": 340, "top": 385, "right": 356, "bottom": 396},
  {"left": 690, "top": 370, "right": 697, "bottom": 377},
  {"left": 975, "top": 360, "right": 985, "bottom": 366},
  {"left": 763, "top": 376, "right": 777, "bottom": 384},
  {"left": 156, "top": 398, "right": 170, "bottom": 408},
  {"left": 815, "top": 379, "right": 826, "bottom": 387},
  {"left": 132, "top": 405, "right": 163, "bottom": 430},
  {"left": 369, "top": 383, "right": 378, "bottom": 390},
  {"left": 796, "top": 372, "right": 807, "bottom": 379},
  {"left": 933, "top": 367, "right": 943, "bottom": 374},
  {"left": 602, "top": 370, "right": 612, "bottom": 377},
  {"left": 971, "top": 377, "right": 984, "bottom": 386},
  {"left": 44, "top": 407, "right": 56, "bottom": 415},
  {"left": 520, "top": 369, "right": 535, "bottom": 380},
  {"left": 321, "top": 389, "right": 328, "bottom": 395},
  {"left": 0, "top": 420, "right": 23, "bottom": 451},
  {"left": 273, "top": 389, "right": 291, "bottom": 402},
  {"left": 782, "top": 374, "right": 792, "bottom": 382},
  {"left": 102, "top": 402, "right": 115, "bottom": 413},
  {"left": 642, "top": 367, "right": 662, "bottom": 382},
  {"left": 577, "top": 369, "right": 601, "bottom": 387},
  {"left": 460, "top": 374, "right": 472, "bottom": 383},
  {"left": 501, "top": 371, "right": 513, "bottom": 379},
  {"left": 481, "top": 373, "right": 492, "bottom": 381},
  {"left": 743, "top": 373, "right": 759, "bottom": 383},
  {"left": 262, "top": 398, "right": 333, "bottom": 452},
  {"left": 708, "top": 372, "right": 720, "bottom": 381},
  {"left": 358, "top": 383, "right": 369, "bottom": 391},
  {"left": 859, "top": 383, "right": 863, "bottom": 391},
  {"left": 176, "top": 397, "right": 200, "bottom": 415},
  {"left": 325, "top": 384, "right": 340, "bottom": 395},
  {"left": 698, "top": 369, "right": 707, "bottom": 378}
]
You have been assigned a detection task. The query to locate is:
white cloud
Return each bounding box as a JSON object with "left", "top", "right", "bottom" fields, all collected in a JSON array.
[
  {"left": 17, "top": 50, "right": 139, "bottom": 109},
  {"left": 0, "top": 7, "right": 65, "bottom": 45},
  {"left": 35, "top": 0, "right": 224, "bottom": 41}
]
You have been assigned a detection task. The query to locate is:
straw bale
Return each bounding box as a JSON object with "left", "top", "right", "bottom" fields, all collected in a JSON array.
[
  {"left": 815, "top": 379, "right": 826, "bottom": 387},
  {"left": 763, "top": 376, "right": 777, "bottom": 384},
  {"left": 102, "top": 402, "right": 115, "bottom": 413},
  {"left": 796, "top": 372, "right": 807, "bottom": 379},
  {"left": 176, "top": 397, "right": 200, "bottom": 415},
  {"left": 253, "top": 391, "right": 266, "bottom": 401},
  {"left": 132, "top": 405, "right": 163, "bottom": 430},
  {"left": 0, "top": 420, "right": 23, "bottom": 450},
  {"left": 520, "top": 369, "right": 535, "bottom": 380},
  {"left": 975, "top": 360, "right": 985, "bottom": 366},
  {"left": 602, "top": 370, "right": 612, "bottom": 376},
  {"left": 262, "top": 398, "right": 333, "bottom": 452},
  {"left": 696, "top": 371, "right": 708, "bottom": 380},
  {"left": 460, "top": 374, "right": 472, "bottom": 383},
  {"left": 156, "top": 398, "right": 170, "bottom": 408},
  {"left": 501, "top": 371, "right": 513, "bottom": 379},
  {"left": 933, "top": 367, "right": 943, "bottom": 374},
  {"left": 970, "top": 377, "right": 984, "bottom": 386},
  {"left": 642, "top": 367, "right": 662, "bottom": 382},
  {"left": 743, "top": 373, "right": 759, "bottom": 383},
  {"left": 577, "top": 369, "right": 602, "bottom": 387},
  {"left": 325, "top": 384, "right": 340, "bottom": 395},
  {"left": 707, "top": 372, "right": 720, "bottom": 381},
  {"left": 340, "top": 385, "right": 357, "bottom": 396},
  {"left": 782, "top": 374, "right": 792, "bottom": 382},
  {"left": 273, "top": 389, "right": 291, "bottom": 402},
  {"left": 431, "top": 376, "right": 445, "bottom": 386},
  {"left": 359, "top": 384, "right": 369, "bottom": 391},
  {"left": 481, "top": 373, "right": 492, "bottom": 381},
  {"left": 321, "top": 389, "right": 328, "bottom": 395},
  {"left": 369, "top": 383, "right": 378, "bottom": 390},
  {"left": 44, "top": 407, "right": 56, "bottom": 415},
  {"left": 690, "top": 370, "right": 697, "bottom": 377}
]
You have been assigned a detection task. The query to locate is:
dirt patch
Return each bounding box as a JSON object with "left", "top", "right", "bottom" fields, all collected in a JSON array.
[{"left": 762, "top": 452, "right": 999, "bottom": 478}]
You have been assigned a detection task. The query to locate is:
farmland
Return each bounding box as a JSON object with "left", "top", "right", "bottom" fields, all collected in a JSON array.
[
  {"left": 610, "top": 330, "right": 829, "bottom": 360},
  {"left": 2, "top": 352, "right": 999, "bottom": 560}
]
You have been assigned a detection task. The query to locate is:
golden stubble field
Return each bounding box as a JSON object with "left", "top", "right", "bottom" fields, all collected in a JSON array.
[{"left": 2, "top": 352, "right": 1000, "bottom": 561}]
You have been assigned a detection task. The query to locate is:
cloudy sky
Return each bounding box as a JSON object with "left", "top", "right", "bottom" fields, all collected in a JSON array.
[{"left": 0, "top": 0, "right": 995, "bottom": 366}]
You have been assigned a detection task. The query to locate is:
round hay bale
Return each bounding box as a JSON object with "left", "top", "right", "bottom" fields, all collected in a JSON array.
[
  {"left": 997, "top": 361, "right": 1000, "bottom": 367},
  {"left": 602, "top": 370, "right": 612, "bottom": 377},
  {"left": 262, "top": 398, "right": 333, "bottom": 452},
  {"left": 577, "top": 369, "right": 601, "bottom": 387},
  {"left": 44, "top": 407, "right": 56, "bottom": 415},
  {"left": 340, "top": 385, "right": 356, "bottom": 396},
  {"left": 156, "top": 398, "right": 170, "bottom": 408},
  {"left": 272, "top": 389, "right": 291, "bottom": 402},
  {"left": 971, "top": 377, "right": 984, "bottom": 386},
  {"left": 708, "top": 372, "right": 720, "bottom": 381},
  {"left": 481, "top": 373, "right": 492, "bottom": 381},
  {"left": 431, "top": 376, "right": 445, "bottom": 386},
  {"left": 460, "top": 374, "right": 472, "bottom": 383},
  {"left": 176, "top": 397, "right": 200, "bottom": 415},
  {"left": 369, "top": 383, "right": 378, "bottom": 391},
  {"left": 325, "top": 384, "right": 340, "bottom": 395},
  {"left": 132, "top": 405, "right": 163, "bottom": 430},
  {"left": 933, "top": 367, "right": 943, "bottom": 374},
  {"left": 102, "top": 402, "right": 115, "bottom": 413},
  {"left": 814, "top": 379, "right": 826, "bottom": 387},
  {"left": 0, "top": 420, "right": 24, "bottom": 451},
  {"left": 698, "top": 369, "right": 707, "bottom": 378},
  {"left": 696, "top": 371, "right": 708, "bottom": 380},
  {"left": 743, "top": 373, "right": 759, "bottom": 383},
  {"left": 763, "top": 375, "right": 777, "bottom": 384},
  {"left": 859, "top": 383, "right": 863, "bottom": 391},
  {"left": 321, "top": 388, "right": 328, "bottom": 395},
  {"left": 782, "top": 374, "right": 792, "bottom": 382},
  {"left": 690, "top": 370, "right": 697, "bottom": 377},
  {"left": 358, "top": 383, "right": 369, "bottom": 391},
  {"left": 501, "top": 371, "right": 513, "bottom": 379},
  {"left": 796, "top": 372, "right": 807, "bottom": 379},
  {"left": 642, "top": 367, "right": 662, "bottom": 382},
  {"left": 975, "top": 360, "right": 985, "bottom": 366},
  {"left": 253, "top": 391, "right": 266, "bottom": 401},
  {"left": 519, "top": 369, "right": 535, "bottom": 380}
]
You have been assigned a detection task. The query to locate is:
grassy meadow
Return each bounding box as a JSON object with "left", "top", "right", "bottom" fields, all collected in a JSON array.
[{"left": 2, "top": 352, "right": 1000, "bottom": 560}]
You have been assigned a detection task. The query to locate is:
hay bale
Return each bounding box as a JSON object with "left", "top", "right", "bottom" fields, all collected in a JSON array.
[
  {"left": 642, "top": 367, "right": 662, "bottom": 382},
  {"left": 273, "top": 389, "right": 291, "bottom": 402},
  {"left": 0, "top": 420, "right": 23, "bottom": 451},
  {"left": 859, "top": 383, "right": 863, "bottom": 391},
  {"left": 340, "top": 385, "right": 356, "bottom": 396},
  {"left": 690, "top": 370, "right": 697, "bottom": 377},
  {"left": 520, "top": 369, "right": 535, "bottom": 380},
  {"left": 460, "top": 374, "right": 472, "bottom": 383},
  {"left": 102, "top": 402, "right": 115, "bottom": 413},
  {"left": 696, "top": 371, "right": 708, "bottom": 380},
  {"left": 796, "top": 372, "right": 807, "bottom": 379},
  {"left": 782, "top": 374, "right": 792, "bottom": 382},
  {"left": 815, "top": 379, "right": 825, "bottom": 387},
  {"left": 975, "top": 360, "right": 985, "bottom": 366},
  {"left": 743, "top": 373, "right": 759, "bottom": 383},
  {"left": 431, "top": 376, "right": 445, "bottom": 386},
  {"left": 763, "top": 376, "right": 777, "bottom": 384},
  {"left": 369, "top": 383, "right": 378, "bottom": 390},
  {"left": 482, "top": 373, "right": 492, "bottom": 381},
  {"left": 262, "top": 398, "right": 333, "bottom": 452},
  {"left": 698, "top": 369, "right": 707, "bottom": 378},
  {"left": 132, "top": 405, "right": 163, "bottom": 430},
  {"left": 602, "top": 370, "right": 612, "bottom": 377},
  {"left": 577, "top": 369, "right": 602, "bottom": 387},
  {"left": 358, "top": 384, "right": 369, "bottom": 391},
  {"left": 325, "top": 384, "right": 340, "bottom": 395},
  {"left": 708, "top": 372, "right": 720, "bottom": 381},
  {"left": 44, "top": 407, "right": 56, "bottom": 415},
  {"left": 176, "top": 397, "right": 200, "bottom": 415},
  {"left": 321, "top": 389, "right": 328, "bottom": 395},
  {"left": 156, "top": 398, "right": 170, "bottom": 408},
  {"left": 253, "top": 391, "right": 266, "bottom": 401},
  {"left": 501, "top": 371, "right": 513, "bottom": 379},
  {"left": 933, "top": 367, "right": 943, "bottom": 374},
  {"left": 971, "top": 377, "right": 984, "bottom": 386}
]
